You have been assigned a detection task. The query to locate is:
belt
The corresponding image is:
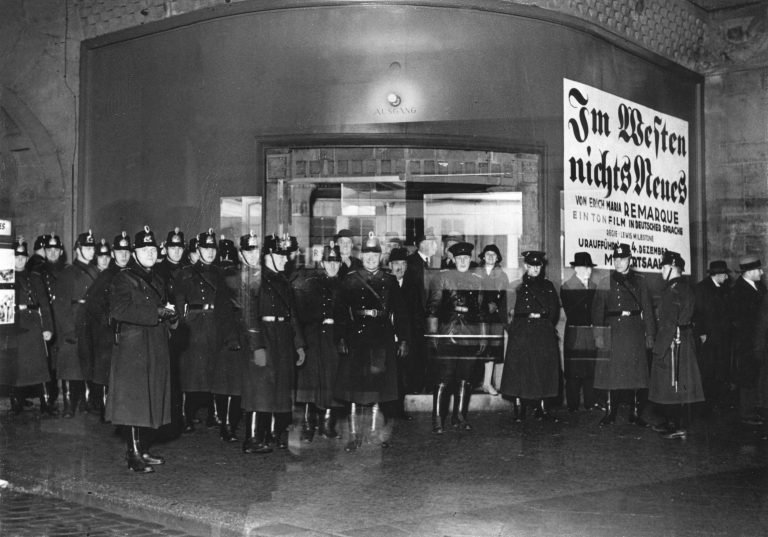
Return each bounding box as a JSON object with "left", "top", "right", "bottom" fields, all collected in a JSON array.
[
  {"left": 261, "top": 316, "right": 289, "bottom": 322},
  {"left": 16, "top": 304, "right": 40, "bottom": 311},
  {"left": 514, "top": 312, "right": 543, "bottom": 319},
  {"left": 566, "top": 324, "right": 592, "bottom": 328},
  {"left": 322, "top": 318, "right": 334, "bottom": 325},
  {"left": 355, "top": 309, "right": 387, "bottom": 318},
  {"left": 71, "top": 299, "right": 86, "bottom": 305},
  {"left": 606, "top": 310, "right": 641, "bottom": 317},
  {"left": 188, "top": 304, "right": 215, "bottom": 310},
  {"left": 454, "top": 306, "right": 469, "bottom": 313}
]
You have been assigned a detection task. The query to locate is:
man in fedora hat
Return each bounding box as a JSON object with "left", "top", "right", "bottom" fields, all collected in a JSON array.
[
  {"left": 591, "top": 243, "right": 656, "bottom": 427},
  {"left": 560, "top": 251, "right": 599, "bottom": 412},
  {"left": 334, "top": 229, "right": 362, "bottom": 278},
  {"left": 405, "top": 231, "right": 438, "bottom": 394},
  {"left": 694, "top": 260, "right": 733, "bottom": 412},
  {"left": 729, "top": 255, "right": 766, "bottom": 425}
]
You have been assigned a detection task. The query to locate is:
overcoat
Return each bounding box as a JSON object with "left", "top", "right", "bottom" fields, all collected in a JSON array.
[
  {"left": 209, "top": 263, "right": 242, "bottom": 395},
  {"left": 560, "top": 274, "right": 597, "bottom": 379},
  {"left": 292, "top": 268, "right": 343, "bottom": 408},
  {"left": 591, "top": 270, "right": 655, "bottom": 390},
  {"left": 83, "top": 263, "right": 121, "bottom": 385},
  {"left": 693, "top": 276, "right": 731, "bottom": 387},
  {"left": 649, "top": 277, "right": 704, "bottom": 404},
  {"left": 240, "top": 265, "right": 305, "bottom": 413},
  {"left": 335, "top": 267, "right": 409, "bottom": 405},
  {"left": 476, "top": 264, "right": 508, "bottom": 362},
  {"left": 172, "top": 261, "right": 233, "bottom": 392},
  {"left": 500, "top": 274, "right": 561, "bottom": 399},
  {"left": 728, "top": 276, "right": 766, "bottom": 389},
  {"left": 54, "top": 259, "right": 99, "bottom": 380},
  {"left": 104, "top": 261, "right": 172, "bottom": 428},
  {"left": 0, "top": 269, "right": 53, "bottom": 387}
]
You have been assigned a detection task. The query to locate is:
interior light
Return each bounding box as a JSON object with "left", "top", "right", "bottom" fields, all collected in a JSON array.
[{"left": 387, "top": 93, "right": 402, "bottom": 107}]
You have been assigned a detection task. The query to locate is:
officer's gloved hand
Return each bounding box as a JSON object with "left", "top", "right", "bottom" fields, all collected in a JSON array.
[
  {"left": 252, "top": 348, "right": 267, "bottom": 367},
  {"left": 226, "top": 339, "right": 241, "bottom": 351},
  {"left": 296, "top": 347, "right": 306, "bottom": 366},
  {"left": 426, "top": 316, "right": 438, "bottom": 334},
  {"left": 43, "top": 331, "right": 53, "bottom": 342},
  {"left": 157, "top": 307, "right": 175, "bottom": 321},
  {"left": 397, "top": 340, "right": 409, "bottom": 358},
  {"left": 337, "top": 338, "right": 348, "bottom": 355},
  {"left": 645, "top": 335, "right": 655, "bottom": 350}
]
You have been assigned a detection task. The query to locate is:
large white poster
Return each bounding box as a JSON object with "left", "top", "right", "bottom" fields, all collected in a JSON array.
[{"left": 563, "top": 79, "right": 690, "bottom": 271}]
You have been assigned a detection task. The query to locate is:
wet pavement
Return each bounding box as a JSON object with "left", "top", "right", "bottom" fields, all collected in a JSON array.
[{"left": 1, "top": 399, "right": 767, "bottom": 537}]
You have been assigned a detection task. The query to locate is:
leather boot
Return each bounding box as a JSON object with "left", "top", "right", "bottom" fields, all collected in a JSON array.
[
  {"left": 432, "top": 383, "right": 447, "bottom": 434},
  {"left": 345, "top": 403, "right": 362, "bottom": 452},
  {"left": 628, "top": 390, "right": 650, "bottom": 427},
  {"left": 318, "top": 408, "right": 340, "bottom": 439},
  {"left": 512, "top": 397, "right": 526, "bottom": 423},
  {"left": 39, "top": 383, "right": 58, "bottom": 417},
  {"left": 368, "top": 403, "right": 385, "bottom": 445},
  {"left": 455, "top": 380, "right": 472, "bottom": 430},
  {"left": 9, "top": 387, "right": 23, "bottom": 415},
  {"left": 100, "top": 386, "right": 109, "bottom": 423},
  {"left": 599, "top": 391, "right": 617, "bottom": 426},
  {"left": 534, "top": 399, "right": 559, "bottom": 422},
  {"left": 61, "top": 380, "right": 74, "bottom": 418},
  {"left": 126, "top": 427, "right": 154, "bottom": 473},
  {"left": 243, "top": 412, "right": 273, "bottom": 454},
  {"left": 139, "top": 429, "right": 165, "bottom": 465},
  {"left": 273, "top": 412, "right": 290, "bottom": 449},
  {"left": 219, "top": 396, "right": 239, "bottom": 442},
  {"left": 300, "top": 403, "right": 315, "bottom": 443},
  {"left": 182, "top": 392, "right": 195, "bottom": 433},
  {"left": 207, "top": 394, "right": 221, "bottom": 428}
]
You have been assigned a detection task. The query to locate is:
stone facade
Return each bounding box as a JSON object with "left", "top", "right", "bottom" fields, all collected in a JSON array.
[{"left": 1, "top": 0, "right": 767, "bottom": 267}]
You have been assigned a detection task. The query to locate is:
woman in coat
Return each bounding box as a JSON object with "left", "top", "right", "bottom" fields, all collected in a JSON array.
[
  {"left": 500, "top": 251, "right": 561, "bottom": 421},
  {"left": 649, "top": 251, "right": 704, "bottom": 439},
  {"left": 106, "top": 226, "right": 176, "bottom": 473},
  {"left": 476, "top": 244, "right": 508, "bottom": 395}
]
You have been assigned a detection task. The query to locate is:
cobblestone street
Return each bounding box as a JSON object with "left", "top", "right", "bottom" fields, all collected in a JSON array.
[{"left": 1, "top": 402, "right": 767, "bottom": 536}]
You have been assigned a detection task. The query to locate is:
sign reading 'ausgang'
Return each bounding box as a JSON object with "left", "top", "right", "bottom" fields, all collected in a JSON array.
[{"left": 563, "top": 78, "right": 690, "bottom": 272}]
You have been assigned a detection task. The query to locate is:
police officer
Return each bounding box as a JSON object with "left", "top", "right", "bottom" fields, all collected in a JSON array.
[
  {"left": 591, "top": 243, "right": 656, "bottom": 427},
  {"left": 241, "top": 234, "right": 306, "bottom": 454},
  {"left": 172, "top": 229, "right": 234, "bottom": 432},
  {"left": 500, "top": 251, "right": 561, "bottom": 421},
  {"left": 648, "top": 251, "right": 704, "bottom": 439},
  {"left": 82, "top": 238, "right": 112, "bottom": 414},
  {"left": 293, "top": 242, "right": 345, "bottom": 441},
  {"left": 335, "top": 233, "right": 409, "bottom": 451},
  {"left": 55, "top": 230, "right": 100, "bottom": 417},
  {"left": 1, "top": 238, "right": 55, "bottom": 416},
  {"left": 560, "top": 252, "right": 599, "bottom": 412},
  {"left": 427, "top": 241, "right": 485, "bottom": 433},
  {"left": 106, "top": 226, "right": 175, "bottom": 473},
  {"left": 155, "top": 228, "right": 186, "bottom": 286},
  {"left": 209, "top": 236, "right": 243, "bottom": 442},
  {"left": 39, "top": 233, "right": 65, "bottom": 406},
  {"left": 83, "top": 232, "right": 132, "bottom": 421},
  {"left": 26, "top": 235, "right": 48, "bottom": 274}
]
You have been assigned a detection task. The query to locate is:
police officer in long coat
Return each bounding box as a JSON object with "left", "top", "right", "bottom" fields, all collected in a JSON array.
[
  {"left": 1, "top": 238, "right": 55, "bottom": 415},
  {"left": 335, "top": 233, "right": 409, "bottom": 451},
  {"left": 241, "top": 234, "right": 306, "bottom": 454},
  {"left": 427, "top": 241, "right": 485, "bottom": 433},
  {"left": 172, "top": 229, "right": 235, "bottom": 432},
  {"left": 729, "top": 255, "right": 766, "bottom": 425},
  {"left": 209, "top": 236, "right": 243, "bottom": 442},
  {"left": 292, "top": 242, "right": 345, "bottom": 441},
  {"left": 693, "top": 260, "right": 732, "bottom": 411},
  {"left": 106, "top": 226, "right": 175, "bottom": 473},
  {"left": 55, "top": 230, "right": 100, "bottom": 417},
  {"left": 649, "top": 251, "right": 704, "bottom": 439},
  {"left": 591, "top": 243, "right": 656, "bottom": 427},
  {"left": 83, "top": 232, "right": 132, "bottom": 421},
  {"left": 500, "top": 251, "right": 561, "bottom": 421},
  {"left": 560, "top": 252, "right": 599, "bottom": 412}
]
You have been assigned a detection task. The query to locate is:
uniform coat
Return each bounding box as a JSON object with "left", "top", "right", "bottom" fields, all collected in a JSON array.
[
  {"left": 427, "top": 268, "right": 486, "bottom": 381},
  {"left": 240, "top": 266, "right": 305, "bottom": 413},
  {"left": 0, "top": 270, "right": 53, "bottom": 387},
  {"left": 649, "top": 277, "right": 704, "bottom": 404},
  {"left": 500, "top": 274, "right": 561, "bottom": 399},
  {"left": 693, "top": 276, "right": 731, "bottom": 395},
  {"left": 292, "top": 268, "right": 343, "bottom": 408},
  {"left": 728, "top": 276, "right": 766, "bottom": 389},
  {"left": 560, "top": 274, "right": 597, "bottom": 377},
  {"left": 105, "top": 261, "right": 172, "bottom": 428},
  {"left": 591, "top": 270, "right": 655, "bottom": 390},
  {"left": 83, "top": 263, "right": 121, "bottom": 385},
  {"left": 54, "top": 259, "right": 99, "bottom": 380},
  {"left": 209, "top": 264, "right": 242, "bottom": 396},
  {"left": 476, "top": 264, "right": 508, "bottom": 363},
  {"left": 172, "top": 261, "right": 233, "bottom": 392},
  {"left": 335, "top": 268, "right": 409, "bottom": 405}
]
